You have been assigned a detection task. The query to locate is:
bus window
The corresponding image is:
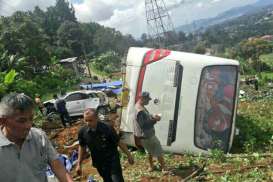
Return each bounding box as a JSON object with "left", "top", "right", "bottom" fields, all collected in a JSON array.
[{"left": 195, "top": 65, "right": 237, "bottom": 152}]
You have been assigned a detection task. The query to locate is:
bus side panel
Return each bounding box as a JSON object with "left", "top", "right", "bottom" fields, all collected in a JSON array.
[
  {"left": 164, "top": 65, "right": 205, "bottom": 154},
  {"left": 121, "top": 66, "right": 140, "bottom": 133}
]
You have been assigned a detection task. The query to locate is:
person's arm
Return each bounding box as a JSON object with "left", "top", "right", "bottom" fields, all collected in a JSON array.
[
  {"left": 137, "top": 111, "right": 156, "bottom": 129},
  {"left": 107, "top": 125, "right": 134, "bottom": 165},
  {"left": 151, "top": 114, "right": 161, "bottom": 122},
  {"left": 76, "top": 145, "right": 86, "bottom": 176},
  {"left": 118, "top": 141, "right": 134, "bottom": 165},
  {"left": 42, "top": 130, "right": 73, "bottom": 182},
  {"left": 76, "top": 127, "right": 87, "bottom": 176},
  {"left": 50, "top": 159, "right": 73, "bottom": 182}
]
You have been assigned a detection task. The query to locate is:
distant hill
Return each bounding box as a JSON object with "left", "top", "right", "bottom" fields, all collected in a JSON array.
[
  {"left": 201, "top": 3, "right": 273, "bottom": 47},
  {"left": 176, "top": 0, "right": 273, "bottom": 33}
]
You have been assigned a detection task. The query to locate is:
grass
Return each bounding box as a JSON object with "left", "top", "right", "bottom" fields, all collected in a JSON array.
[
  {"left": 89, "top": 63, "right": 110, "bottom": 78},
  {"left": 261, "top": 72, "right": 273, "bottom": 81},
  {"left": 260, "top": 53, "right": 273, "bottom": 69},
  {"left": 89, "top": 63, "right": 122, "bottom": 81},
  {"left": 241, "top": 72, "right": 273, "bottom": 80},
  {"left": 233, "top": 100, "right": 273, "bottom": 153}
]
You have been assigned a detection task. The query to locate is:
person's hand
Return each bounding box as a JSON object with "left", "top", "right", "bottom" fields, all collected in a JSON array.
[
  {"left": 128, "top": 155, "right": 134, "bottom": 165},
  {"left": 76, "top": 164, "right": 82, "bottom": 176},
  {"left": 153, "top": 114, "right": 161, "bottom": 121}
]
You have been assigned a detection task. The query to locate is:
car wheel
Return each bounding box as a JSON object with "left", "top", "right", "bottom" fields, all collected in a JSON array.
[{"left": 46, "top": 112, "right": 61, "bottom": 122}]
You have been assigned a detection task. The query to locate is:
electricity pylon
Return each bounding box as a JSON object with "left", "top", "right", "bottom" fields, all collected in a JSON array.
[{"left": 145, "top": 0, "right": 175, "bottom": 48}]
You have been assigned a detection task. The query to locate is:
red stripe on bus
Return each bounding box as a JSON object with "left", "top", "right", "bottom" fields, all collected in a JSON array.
[
  {"left": 135, "top": 67, "right": 146, "bottom": 103},
  {"left": 135, "top": 49, "right": 171, "bottom": 103}
]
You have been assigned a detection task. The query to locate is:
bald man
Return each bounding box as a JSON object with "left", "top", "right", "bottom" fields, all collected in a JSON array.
[{"left": 76, "top": 108, "right": 133, "bottom": 182}]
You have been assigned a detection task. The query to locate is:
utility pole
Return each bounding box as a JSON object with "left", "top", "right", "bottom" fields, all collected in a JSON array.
[
  {"left": 145, "top": 0, "right": 175, "bottom": 48},
  {"left": 82, "top": 43, "right": 92, "bottom": 82}
]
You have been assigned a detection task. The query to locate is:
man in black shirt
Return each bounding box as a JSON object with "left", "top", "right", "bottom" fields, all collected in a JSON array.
[{"left": 76, "top": 108, "right": 134, "bottom": 182}]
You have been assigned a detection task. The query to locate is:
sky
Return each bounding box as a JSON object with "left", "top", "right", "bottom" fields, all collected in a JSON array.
[{"left": 0, "top": 0, "right": 258, "bottom": 38}]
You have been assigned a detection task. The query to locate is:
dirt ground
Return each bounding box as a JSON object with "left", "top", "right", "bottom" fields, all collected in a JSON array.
[
  {"left": 45, "top": 114, "right": 192, "bottom": 181},
  {"left": 45, "top": 113, "right": 273, "bottom": 182}
]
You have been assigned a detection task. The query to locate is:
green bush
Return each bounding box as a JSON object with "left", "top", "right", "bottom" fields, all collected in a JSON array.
[
  {"left": 11, "top": 79, "right": 39, "bottom": 97},
  {"left": 232, "top": 101, "right": 273, "bottom": 153},
  {"left": 91, "top": 51, "right": 121, "bottom": 74}
]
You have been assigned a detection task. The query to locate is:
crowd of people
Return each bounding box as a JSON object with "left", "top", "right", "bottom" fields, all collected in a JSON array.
[{"left": 0, "top": 91, "right": 167, "bottom": 182}]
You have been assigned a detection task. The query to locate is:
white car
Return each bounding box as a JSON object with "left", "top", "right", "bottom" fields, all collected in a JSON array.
[{"left": 43, "top": 90, "right": 110, "bottom": 118}]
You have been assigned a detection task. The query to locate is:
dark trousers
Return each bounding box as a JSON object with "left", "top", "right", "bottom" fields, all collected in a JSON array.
[
  {"left": 96, "top": 160, "right": 124, "bottom": 182},
  {"left": 60, "top": 111, "right": 70, "bottom": 127}
]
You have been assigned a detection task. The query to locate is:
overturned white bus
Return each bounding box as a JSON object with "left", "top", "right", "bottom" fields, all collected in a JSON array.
[{"left": 120, "top": 47, "right": 240, "bottom": 154}]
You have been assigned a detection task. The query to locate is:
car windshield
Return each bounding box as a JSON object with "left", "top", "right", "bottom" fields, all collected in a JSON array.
[{"left": 88, "top": 92, "right": 98, "bottom": 98}]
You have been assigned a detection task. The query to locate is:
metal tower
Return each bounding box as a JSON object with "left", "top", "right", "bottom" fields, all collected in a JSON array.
[{"left": 145, "top": 0, "right": 175, "bottom": 48}]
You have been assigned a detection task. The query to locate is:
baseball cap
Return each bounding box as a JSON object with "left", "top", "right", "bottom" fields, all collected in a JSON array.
[{"left": 141, "top": 91, "right": 152, "bottom": 100}]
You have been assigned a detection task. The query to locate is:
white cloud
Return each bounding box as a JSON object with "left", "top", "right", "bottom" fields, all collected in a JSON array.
[
  {"left": 0, "top": 0, "right": 258, "bottom": 37},
  {"left": 99, "top": 2, "right": 145, "bottom": 36},
  {"left": 211, "top": 0, "right": 222, "bottom": 3},
  {"left": 101, "top": 0, "right": 136, "bottom": 9},
  {"left": 74, "top": 0, "right": 113, "bottom": 22},
  {"left": 197, "top": 2, "right": 204, "bottom": 8},
  {"left": 0, "top": 0, "right": 55, "bottom": 16}
]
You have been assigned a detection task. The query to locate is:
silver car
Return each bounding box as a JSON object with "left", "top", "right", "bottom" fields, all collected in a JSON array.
[{"left": 43, "top": 90, "right": 109, "bottom": 118}]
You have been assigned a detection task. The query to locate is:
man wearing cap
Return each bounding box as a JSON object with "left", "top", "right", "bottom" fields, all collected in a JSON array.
[{"left": 134, "top": 91, "right": 167, "bottom": 173}]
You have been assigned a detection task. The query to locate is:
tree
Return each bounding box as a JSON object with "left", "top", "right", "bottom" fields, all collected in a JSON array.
[
  {"left": 0, "top": 0, "right": 138, "bottom": 80},
  {"left": 80, "top": 22, "right": 98, "bottom": 56},
  {"left": 44, "top": 0, "right": 76, "bottom": 44},
  {"left": 238, "top": 38, "right": 273, "bottom": 72},
  {"left": 0, "top": 51, "right": 27, "bottom": 72},
  {"left": 164, "top": 31, "right": 178, "bottom": 46},
  {"left": 194, "top": 41, "right": 206, "bottom": 54},
  {"left": 31, "top": 6, "right": 46, "bottom": 26},
  {"left": 91, "top": 51, "right": 121, "bottom": 74},
  {"left": 141, "top": 33, "right": 148, "bottom": 44},
  {"left": 178, "top": 31, "right": 186, "bottom": 42},
  {"left": 0, "top": 12, "right": 50, "bottom": 75},
  {"left": 57, "top": 21, "right": 83, "bottom": 57}
]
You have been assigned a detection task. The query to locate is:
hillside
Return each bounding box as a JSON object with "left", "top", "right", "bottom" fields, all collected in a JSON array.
[
  {"left": 201, "top": 4, "right": 273, "bottom": 48},
  {"left": 176, "top": 0, "right": 273, "bottom": 33}
]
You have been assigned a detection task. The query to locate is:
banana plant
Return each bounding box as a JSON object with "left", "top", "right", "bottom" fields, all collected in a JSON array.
[
  {"left": 0, "top": 51, "right": 27, "bottom": 72},
  {"left": 0, "top": 69, "right": 18, "bottom": 97}
]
